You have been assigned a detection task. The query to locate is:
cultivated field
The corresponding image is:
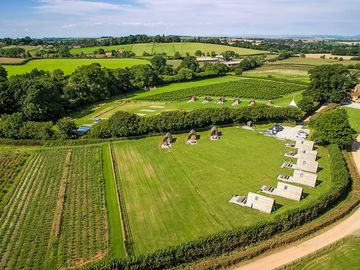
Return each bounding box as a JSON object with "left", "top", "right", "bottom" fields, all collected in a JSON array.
[
  {"left": 0, "top": 146, "right": 108, "bottom": 269},
  {"left": 285, "top": 237, "right": 360, "bottom": 270},
  {"left": 111, "top": 127, "right": 331, "bottom": 254},
  {"left": 0, "top": 152, "right": 28, "bottom": 205},
  {"left": 2, "top": 58, "right": 149, "bottom": 76},
  {"left": 70, "top": 42, "right": 267, "bottom": 56},
  {"left": 243, "top": 69, "right": 310, "bottom": 84},
  {"left": 0, "top": 57, "right": 26, "bottom": 64}
]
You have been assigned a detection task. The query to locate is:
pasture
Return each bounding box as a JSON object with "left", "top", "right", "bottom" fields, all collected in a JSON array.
[
  {"left": 70, "top": 42, "right": 267, "bottom": 56},
  {"left": 0, "top": 146, "right": 109, "bottom": 269},
  {"left": 111, "top": 127, "right": 331, "bottom": 254},
  {"left": 285, "top": 237, "right": 360, "bottom": 270},
  {"left": 2, "top": 58, "right": 149, "bottom": 76}
]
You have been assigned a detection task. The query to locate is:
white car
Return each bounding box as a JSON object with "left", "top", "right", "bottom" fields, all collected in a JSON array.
[{"left": 296, "top": 130, "right": 308, "bottom": 138}]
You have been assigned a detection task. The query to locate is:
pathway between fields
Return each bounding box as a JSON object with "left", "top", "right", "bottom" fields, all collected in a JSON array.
[{"left": 236, "top": 135, "right": 360, "bottom": 270}]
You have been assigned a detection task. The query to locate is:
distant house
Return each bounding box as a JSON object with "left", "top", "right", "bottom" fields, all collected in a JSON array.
[
  {"left": 72, "top": 45, "right": 81, "bottom": 49},
  {"left": 117, "top": 48, "right": 125, "bottom": 53},
  {"left": 105, "top": 51, "right": 113, "bottom": 57},
  {"left": 196, "top": 56, "right": 219, "bottom": 63},
  {"left": 223, "top": 60, "right": 242, "bottom": 67},
  {"left": 95, "top": 53, "right": 106, "bottom": 58}
]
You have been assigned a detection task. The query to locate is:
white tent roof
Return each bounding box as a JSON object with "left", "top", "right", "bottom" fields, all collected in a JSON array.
[{"left": 289, "top": 99, "right": 297, "bottom": 107}]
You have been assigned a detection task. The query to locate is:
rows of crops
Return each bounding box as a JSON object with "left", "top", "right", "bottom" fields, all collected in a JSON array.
[
  {"left": 0, "top": 152, "right": 28, "bottom": 204},
  {"left": 137, "top": 78, "right": 306, "bottom": 101},
  {"left": 0, "top": 147, "right": 108, "bottom": 269}
]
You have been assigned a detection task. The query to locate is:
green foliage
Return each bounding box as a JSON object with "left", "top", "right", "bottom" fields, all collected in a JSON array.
[
  {"left": 0, "top": 66, "right": 7, "bottom": 79},
  {"left": 129, "top": 64, "right": 159, "bottom": 88},
  {"left": 137, "top": 79, "right": 306, "bottom": 101},
  {"left": 304, "top": 64, "right": 357, "bottom": 103},
  {"left": 178, "top": 56, "right": 199, "bottom": 72},
  {"left": 312, "top": 108, "right": 354, "bottom": 148},
  {"left": 57, "top": 117, "right": 77, "bottom": 139},
  {"left": 0, "top": 47, "right": 26, "bottom": 58},
  {"left": 89, "top": 105, "right": 303, "bottom": 138},
  {"left": 298, "top": 96, "right": 315, "bottom": 112},
  {"left": 236, "top": 56, "right": 264, "bottom": 71}
]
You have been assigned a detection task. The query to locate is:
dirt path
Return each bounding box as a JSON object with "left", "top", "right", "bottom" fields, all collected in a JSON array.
[{"left": 236, "top": 136, "right": 360, "bottom": 270}]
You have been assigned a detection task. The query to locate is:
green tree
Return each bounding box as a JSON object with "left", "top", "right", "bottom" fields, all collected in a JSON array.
[
  {"left": 178, "top": 56, "right": 199, "bottom": 72},
  {"left": 150, "top": 56, "right": 167, "bottom": 73},
  {"left": 173, "top": 52, "right": 181, "bottom": 59},
  {"left": 0, "top": 66, "right": 7, "bottom": 80},
  {"left": 194, "top": 50, "right": 203, "bottom": 57},
  {"left": 304, "top": 64, "right": 357, "bottom": 103},
  {"left": 312, "top": 108, "right": 354, "bottom": 148},
  {"left": 130, "top": 64, "right": 159, "bottom": 88},
  {"left": 298, "top": 96, "right": 315, "bottom": 113},
  {"left": 57, "top": 117, "right": 77, "bottom": 139}
]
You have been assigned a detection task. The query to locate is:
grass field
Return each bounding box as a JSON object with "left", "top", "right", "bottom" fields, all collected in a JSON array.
[
  {"left": 2, "top": 58, "right": 149, "bottom": 76},
  {"left": 285, "top": 237, "right": 360, "bottom": 270},
  {"left": 0, "top": 146, "right": 108, "bottom": 269},
  {"left": 111, "top": 127, "right": 331, "bottom": 254},
  {"left": 344, "top": 107, "right": 360, "bottom": 133},
  {"left": 70, "top": 42, "right": 267, "bottom": 56},
  {"left": 243, "top": 69, "right": 310, "bottom": 84}
]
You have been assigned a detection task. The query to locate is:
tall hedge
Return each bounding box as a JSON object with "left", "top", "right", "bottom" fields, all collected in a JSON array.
[
  {"left": 89, "top": 105, "right": 303, "bottom": 138},
  {"left": 85, "top": 145, "right": 349, "bottom": 270}
]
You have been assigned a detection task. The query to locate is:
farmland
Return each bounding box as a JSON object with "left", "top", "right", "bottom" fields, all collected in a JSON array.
[
  {"left": 0, "top": 152, "right": 28, "bottom": 205},
  {"left": 70, "top": 42, "right": 267, "bottom": 56},
  {"left": 2, "top": 58, "right": 149, "bottom": 76},
  {"left": 136, "top": 78, "right": 306, "bottom": 101},
  {"left": 0, "top": 146, "right": 108, "bottom": 269},
  {"left": 285, "top": 237, "right": 360, "bottom": 270},
  {"left": 111, "top": 127, "right": 331, "bottom": 254}
]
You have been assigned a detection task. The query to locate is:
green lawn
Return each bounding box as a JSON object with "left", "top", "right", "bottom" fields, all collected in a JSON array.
[
  {"left": 3, "top": 58, "right": 149, "bottom": 76},
  {"left": 345, "top": 107, "right": 360, "bottom": 133},
  {"left": 70, "top": 42, "right": 268, "bottom": 56},
  {"left": 285, "top": 237, "right": 360, "bottom": 270},
  {"left": 111, "top": 127, "right": 331, "bottom": 254}
]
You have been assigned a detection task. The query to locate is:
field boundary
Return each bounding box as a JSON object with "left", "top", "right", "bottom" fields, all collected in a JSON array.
[{"left": 109, "top": 142, "right": 134, "bottom": 256}]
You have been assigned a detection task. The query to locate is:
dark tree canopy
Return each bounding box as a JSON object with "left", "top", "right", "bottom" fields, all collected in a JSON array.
[{"left": 304, "top": 64, "right": 357, "bottom": 103}]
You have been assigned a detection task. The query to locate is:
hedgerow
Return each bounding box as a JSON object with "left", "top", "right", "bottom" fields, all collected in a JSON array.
[
  {"left": 89, "top": 105, "right": 303, "bottom": 138},
  {"left": 84, "top": 145, "right": 350, "bottom": 270},
  {"left": 136, "top": 79, "right": 306, "bottom": 101}
]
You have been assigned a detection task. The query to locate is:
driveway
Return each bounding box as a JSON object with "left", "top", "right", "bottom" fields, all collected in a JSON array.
[{"left": 275, "top": 126, "right": 310, "bottom": 141}]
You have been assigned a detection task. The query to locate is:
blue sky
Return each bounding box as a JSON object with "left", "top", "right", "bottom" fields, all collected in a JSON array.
[{"left": 0, "top": 0, "right": 359, "bottom": 37}]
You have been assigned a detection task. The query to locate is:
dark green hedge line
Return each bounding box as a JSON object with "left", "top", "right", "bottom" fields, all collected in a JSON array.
[
  {"left": 89, "top": 105, "right": 303, "bottom": 138},
  {"left": 135, "top": 79, "right": 306, "bottom": 101},
  {"left": 84, "top": 144, "right": 349, "bottom": 270}
]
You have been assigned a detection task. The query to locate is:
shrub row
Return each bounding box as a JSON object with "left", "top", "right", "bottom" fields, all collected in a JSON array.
[
  {"left": 84, "top": 144, "right": 350, "bottom": 270},
  {"left": 89, "top": 105, "right": 303, "bottom": 138},
  {"left": 136, "top": 79, "right": 306, "bottom": 101}
]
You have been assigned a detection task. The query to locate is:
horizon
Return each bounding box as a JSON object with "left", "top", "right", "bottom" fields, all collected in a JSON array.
[{"left": 1, "top": 0, "right": 359, "bottom": 38}]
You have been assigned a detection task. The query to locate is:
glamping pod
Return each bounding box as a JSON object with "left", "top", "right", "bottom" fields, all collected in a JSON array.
[
  {"left": 210, "top": 126, "right": 220, "bottom": 140},
  {"left": 189, "top": 96, "right": 197, "bottom": 102},
  {"left": 295, "top": 140, "right": 314, "bottom": 151},
  {"left": 267, "top": 100, "right": 273, "bottom": 106},
  {"left": 161, "top": 132, "right": 173, "bottom": 149},
  {"left": 232, "top": 98, "right": 241, "bottom": 106},
  {"left": 202, "top": 96, "right": 212, "bottom": 103},
  {"left": 278, "top": 170, "right": 317, "bottom": 187},
  {"left": 260, "top": 182, "right": 303, "bottom": 201},
  {"left": 187, "top": 129, "right": 197, "bottom": 144},
  {"left": 248, "top": 100, "right": 256, "bottom": 106},
  {"left": 217, "top": 97, "right": 226, "bottom": 104},
  {"left": 296, "top": 159, "right": 318, "bottom": 173},
  {"left": 229, "top": 192, "right": 275, "bottom": 214}
]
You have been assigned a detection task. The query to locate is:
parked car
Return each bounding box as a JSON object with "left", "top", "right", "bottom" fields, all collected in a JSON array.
[
  {"left": 272, "top": 124, "right": 284, "bottom": 133},
  {"left": 264, "top": 129, "right": 277, "bottom": 136},
  {"left": 296, "top": 130, "right": 308, "bottom": 138}
]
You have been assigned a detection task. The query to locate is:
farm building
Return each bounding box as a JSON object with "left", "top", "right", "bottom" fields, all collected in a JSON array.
[
  {"left": 261, "top": 182, "right": 303, "bottom": 201},
  {"left": 105, "top": 51, "right": 113, "bottom": 57},
  {"left": 229, "top": 192, "right": 275, "bottom": 214}
]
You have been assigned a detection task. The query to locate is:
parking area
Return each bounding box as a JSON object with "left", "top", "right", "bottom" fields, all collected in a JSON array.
[{"left": 275, "top": 125, "right": 310, "bottom": 141}]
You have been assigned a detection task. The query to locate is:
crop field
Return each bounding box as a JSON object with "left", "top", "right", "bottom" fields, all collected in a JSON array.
[
  {"left": 70, "top": 42, "right": 268, "bottom": 56},
  {"left": 0, "top": 146, "right": 108, "bottom": 269},
  {"left": 111, "top": 127, "right": 331, "bottom": 254},
  {"left": 243, "top": 69, "right": 310, "bottom": 84},
  {"left": 0, "top": 152, "right": 28, "bottom": 205},
  {"left": 0, "top": 57, "right": 26, "bottom": 64},
  {"left": 136, "top": 78, "right": 306, "bottom": 101},
  {"left": 2, "top": 58, "right": 149, "bottom": 77},
  {"left": 285, "top": 237, "right": 360, "bottom": 270},
  {"left": 344, "top": 107, "right": 360, "bottom": 133}
]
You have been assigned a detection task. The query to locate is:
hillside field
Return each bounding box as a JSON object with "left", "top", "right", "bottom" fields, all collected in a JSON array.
[
  {"left": 111, "top": 127, "right": 331, "bottom": 254},
  {"left": 70, "top": 42, "right": 267, "bottom": 56},
  {"left": 2, "top": 58, "right": 149, "bottom": 76}
]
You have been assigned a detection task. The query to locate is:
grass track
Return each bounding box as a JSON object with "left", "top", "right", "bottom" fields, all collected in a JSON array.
[
  {"left": 102, "top": 144, "right": 127, "bottom": 258},
  {"left": 112, "top": 127, "right": 331, "bottom": 254}
]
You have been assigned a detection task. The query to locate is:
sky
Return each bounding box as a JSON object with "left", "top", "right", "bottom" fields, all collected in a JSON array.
[{"left": 0, "top": 0, "right": 359, "bottom": 38}]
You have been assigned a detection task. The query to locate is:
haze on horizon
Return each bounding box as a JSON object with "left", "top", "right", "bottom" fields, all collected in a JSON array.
[{"left": 0, "top": 0, "right": 359, "bottom": 38}]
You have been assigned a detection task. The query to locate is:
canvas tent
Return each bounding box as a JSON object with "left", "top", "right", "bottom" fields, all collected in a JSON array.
[
  {"left": 261, "top": 182, "right": 303, "bottom": 201},
  {"left": 232, "top": 98, "right": 240, "bottom": 106},
  {"left": 289, "top": 98, "right": 297, "bottom": 107},
  {"left": 202, "top": 96, "right": 212, "bottom": 103},
  {"left": 189, "top": 96, "right": 197, "bottom": 102},
  {"left": 161, "top": 132, "right": 173, "bottom": 149},
  {"left": 210, "top": 126, "right": 220, "bottom": 140},
  {"left": 187, "top": 129, "right": 197, "bottom": 144},
  {"left": 217, "top": 97, "right": 226, "bottom": 104}
]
